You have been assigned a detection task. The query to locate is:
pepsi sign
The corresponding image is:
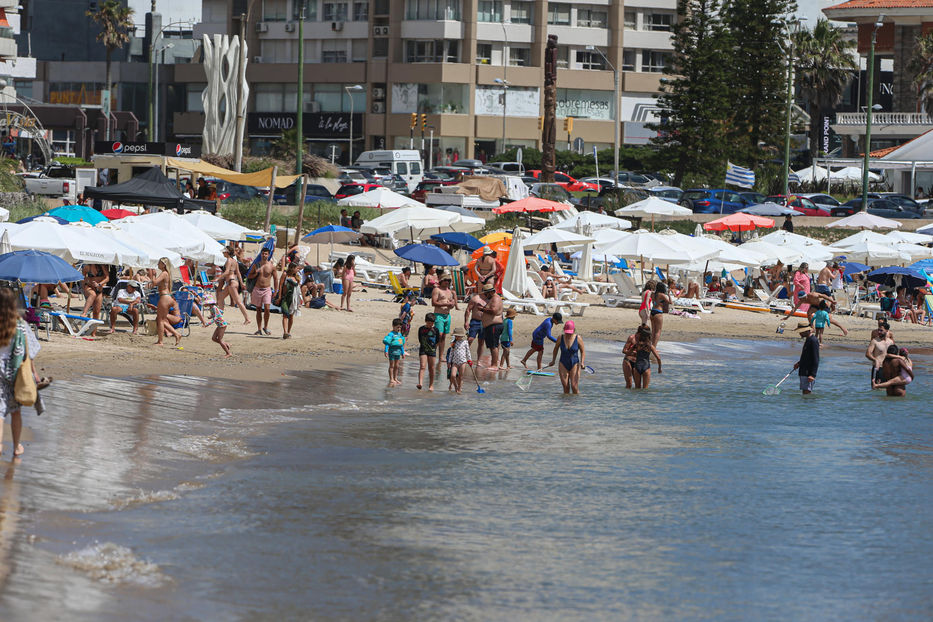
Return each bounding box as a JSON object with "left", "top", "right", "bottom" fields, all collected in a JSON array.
[
  {"left": 111, "top": 141, "right": 123, "bottom": 153},
  {"left": 94, "top": 142, "right": 201, "bottom": 157}
]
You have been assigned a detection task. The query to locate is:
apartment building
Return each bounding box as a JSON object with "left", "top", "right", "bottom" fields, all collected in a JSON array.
[{"left": 176, "top": 0, "right": 676, "bottom": 162}]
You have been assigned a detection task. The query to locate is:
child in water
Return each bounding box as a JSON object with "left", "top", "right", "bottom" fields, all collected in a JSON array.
[
  {"left": 383, "top": 318, "right": 406, "bottom": 387},
  {"left": 447, "top": 327, "right": 472, "bottom": 394},
  {"left": 500, "top": 308, "right": 517, "bottom": 369},
  {"left": 203, "top": 293, "right": 232, "bottom": 357}
]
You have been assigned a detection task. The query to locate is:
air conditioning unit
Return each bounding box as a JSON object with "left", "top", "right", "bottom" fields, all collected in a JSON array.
[
  {"left": 372, "top": 87, "right": 385, "bottom": 98},
  {"left": 331, "top": 21, "right": 343, "bottom": 31},
  {"left": 285, "top": 22, "right": 295, "bottom": 32},
  {"left": 253, "top": 55, "right": 264, "bottom": 63},
  {"left": 255, "top": 22, "right": 268, "bottom": 33},
  {"left": 371, "top": 102, "right": 385, "bottom": 113},
  {"left": 304, "top": 101, "right": 321, "bottom": 112},
  {"left": 380, "top": 26, "right": 389, "bottom": 36},
  {"left": 372, "top": 25, "right": 388, "bottom": 36}
]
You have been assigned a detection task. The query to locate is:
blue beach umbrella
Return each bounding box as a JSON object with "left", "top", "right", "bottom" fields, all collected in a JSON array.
[
  {"left": 47, "top": 205, "right": 107, "bottom": 225},
  {"left": 910, "top": 258, "right": 933, "bottom": 272},
  {"left": 429, "top": 232, "right": 483, "bottom": 251},
  {"left": 302, "top": 225, "right": 361, "bottom": 244},
  {"left": 0, "top": 249, "right": 83, "bottom": 283},
  {"left": 867, "top": 266, "right": 927, "bottom": 288},
  {"left": 839, "top": 261, "right": 871, "bottom": 276},
  {"left": 17, "top": 214, "right": 68, "bottom": 225},
  {"left": 394, "top": 243, "right": 459, "bottom": 266}
]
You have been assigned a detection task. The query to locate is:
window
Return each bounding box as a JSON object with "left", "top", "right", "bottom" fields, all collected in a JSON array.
[
  {"left": 263, "top": 0, "right": 287, "bottom": 20},
  {"left": 395, "top": 162, "right": 408, "bottom": 175},
  {"left": 254, "top": 83, "right": 298, "bottom": 112},
  {"left": 624, "top": 9, "right": 636, "bottom": 29},
  {"left": 477, "top": 0, "right": 501, "bottom": 22},
  {"left": 643, "top": 50, "right": 670, "bottom": 72},
  {"left": 186, "top": 84, "right": 205, "bottom": 112},
  {"left": 322, "top": 39, "right": 347, "bottom": 63},
  {"left": 576, "top": 7, "right": 606, "bottom": 28},
  {"left": 547, "top": 3, "right": 569, "bottom": 25},
  {"left": 556, "top": 45, "right": 569, "bottom": 69},
  {"left": 404, "top": 39, "right": 459, "bottom": 62},
  {"left": 476, "top": 42, "right": 492, "bottom": 64},
  {"left": 373, "top": 37, "right": 388, "bottom": 57},
  {"left": 510, "top": 0, "right": 532, "bottom": 24},
  {"left": 312, "top": 84, "right": 365, "bottom": 111},
  {"left": 352, "top": 39, "right": 367, "bottom": 61},
  {"left": 291, "top": 0, "right": 317, "bottom": 20},
  {"left": 323, "top": 2, "right": 348, "bottom": 20},
  {"left": 645, "top": 12, "right": 673, "bottom": 31},
  {"left": 509, "top": 46, "right": 529, "bottom": 66},
  {"left": 622, "top": 49, "right": 636, "bottom": 71},
  {"left": 373, "top": 0, "right": 389, "bottom": 14},
  {"left": 411, "top": 161, "right": 421, "bottom": 174},
  {"left": 404, "top": 0, "right": 461, "bottom": 20},
  {"left": 261, "top": 39, "right": 295, "bottom": 62},
  {"left": 575, "top": 50, "right": 605, "bottom": 70},
  {"left": 353, "top": 1, "right": 368, "bottom": 20}
]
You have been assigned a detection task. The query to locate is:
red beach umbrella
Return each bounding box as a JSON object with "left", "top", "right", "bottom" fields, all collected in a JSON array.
[{"left": 101, "top": 208, "right": 138, "bottom": 220}]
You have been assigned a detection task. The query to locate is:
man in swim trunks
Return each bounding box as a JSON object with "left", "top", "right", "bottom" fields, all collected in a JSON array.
[
  {"left": 247, "top": 247, "right": 277, "bottom": 335},
  {"left": 865, "top": 324, "right": 895, "bottom": 387},
  {"left": 816, "top": 263, "right": 836, "bottom": 297},
  {"left": 475, "top": 247, "right": 500, "bottom": 286},
  {"left": 480, "top": 283, "right": 504, "bottom": 371},
  {"left": 431, "top": 275, "right": 458, "bottom": 372},
  {"left": 464, "top": 288, "right": 488, "bottom": 362},
  {"left": 872, "top": 345, "right": 913, "bottom": 397},
  {"left": 108, "top": 281, "right": 141, "bottom": 334}
]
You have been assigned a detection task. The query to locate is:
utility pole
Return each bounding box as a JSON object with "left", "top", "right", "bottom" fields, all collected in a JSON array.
[
  {"left": 295, "top": 1, "right": 305, "bottom": 207},
  {"left": 862, "top": 14, "right": 885, "bottom": 207},
  {"left": 782, "top": 17, "right": 806, "bottom": 196},
  {"left": 234, "top": 12, "right": 247, "bottom": 171},
  {"left": 541, "top": 35, "right": 558, "bottom": 183}
]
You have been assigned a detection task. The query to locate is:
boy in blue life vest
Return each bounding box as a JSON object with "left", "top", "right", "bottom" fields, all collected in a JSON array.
[{"left": 383, "top": 318, "right": 406, "bottom": 387}]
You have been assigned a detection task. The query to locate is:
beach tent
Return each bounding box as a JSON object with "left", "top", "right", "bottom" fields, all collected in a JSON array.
[
  {"left": 827, "top": 212, "right": 902, "bottom": 230},
  {"left": 360, "top": 206, "right": 483, "bottom": 239},
  {"left": 794, "top": 166, "right": 829, "bottom": 183},
  {"left": 551, "top": 211, "right": 632, "bottom": 232},
  {"left": 182, "top": 210, "right": 263, "bottom": 241},
  {"left": 116, "top": 211, "right": 225, "bottom": 264},
  {"left": 521, "top": 228, "right": 595, "bottom": 249},
  {"left": 84, "top": 167, "right": 216, "bottom": 212},
  {"left": 337, "top": 187, "right": 424, "bottom": 209},
  {"left": 501, "top": 227, "right": 527, "bottom": 297}
]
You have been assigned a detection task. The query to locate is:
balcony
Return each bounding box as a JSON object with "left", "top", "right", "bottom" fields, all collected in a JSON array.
[
  {"left": 833, "top": 112, "right": 933, "bottom": 138},
  {"left": 0, "top": 35, "right": 15, "bottom": 61}
]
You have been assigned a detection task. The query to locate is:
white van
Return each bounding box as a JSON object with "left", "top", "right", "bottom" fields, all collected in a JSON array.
[{"left": 354, "top": 150, "right": 424, "bottom": 193}]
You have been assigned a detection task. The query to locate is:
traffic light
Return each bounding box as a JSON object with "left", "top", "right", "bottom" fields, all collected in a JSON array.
[
  {"left": 537, "top": 116, "right": 543, "bottom": 130},
  {"left": 563, "top": 117, "right": 573, "bottom": 133},
  {"left": 410, "top": 113, "right": 417, "bottom": 128},
  {"left": 421, "top": 113, "right": 427, "bottom": 129}
]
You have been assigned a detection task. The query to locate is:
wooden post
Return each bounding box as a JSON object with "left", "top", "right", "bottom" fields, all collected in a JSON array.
[
  {"left": 294, "top": 174, "right": 308, "bottom": 245},
  {"left": 264, "top": 165, "right": 277, "bottom": 233}
]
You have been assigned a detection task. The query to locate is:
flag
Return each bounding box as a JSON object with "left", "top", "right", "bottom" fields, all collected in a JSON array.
[
  {"left": 788, "top": 171, "right": 801, "bottom": 185},
  {"left": 725, "top": 162, "right": 755, "bottom": 189}
]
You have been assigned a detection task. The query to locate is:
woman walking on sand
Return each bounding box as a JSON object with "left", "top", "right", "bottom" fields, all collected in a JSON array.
[
  {"left": 0, "top": 289, "right": 43, "bottom": 457},
  {"left": 341, "top": 255, "right": 356, "bottom": 312},
  {"left": 154, "top": 258, "right": 182, "bottom": 347},
  {"left": 650, "top": 282, "right": 671, "bottom": 346},
  {"left": 217, "top": 246, "right": 250, "bottom": 324},
  {"left": 547, "top": 320, "right": 585, "bottom": 395}
]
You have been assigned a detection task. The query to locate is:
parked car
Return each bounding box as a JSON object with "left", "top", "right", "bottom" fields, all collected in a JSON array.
[
  {"left": 429, "top": 166, "right": 471, "bottom": 180},
  {"left": 496, "top": 161, "right": 526, "bottom": 175},
  {"left": 411, "top": 179, "right": 457, "bottom": 203},
  {"left": 616, "top": 171, "right": 653, "bottom": 187},
  {"left": 680, "top": 189, "right": 753, "bottom": 214},
  {"left": 527, "top": 170, "right": 599, "bottom": 192},
  {"left": 214, "top": 180, "right": 262, "bottom": 203},
  {"left": 357, "top": 166, "right": 394, "bottom": 185},
  {"left": 831, "top": 198, "right": 864, "bottom": 217},
  {"left": 22, "top": 164, "right": 78, "bottom": 202},
  {"left": 767, "top": 195, "right": 832, "bottom": 217},
  {"left": 280, "top": 183, "right": 336, "bottom": 204},
  {"left": 648, "top": 186, "right": 684, "bottom": 204},
  {"left": 840, "top": 198, "right": 924, "bottom": 219},
  {"left": 334, "top": 183, "right": 382, "bottom": 200},
  {"left": 338, "top": 169, "right": 370, "bottom": 184},
  {"left": 800, "top": 193, "right": 841, "bottom": 208},
  {"left": 579, "top": 177, "right": 619, "bottom": 191},
  {"left": 382, "top": 173, "right": 410, "bottom": 194},
  {"left": 529, "top": 183, "right": 574, "bottom": 203},
  {"left": 577, "top": 187, "right": 648, "bottom": 211},
  {"left": 739, "top": 191, "right": 767, "bottom": 205},
  {"left": 869, "top": 192, "right": 924, "bottom": 213}
]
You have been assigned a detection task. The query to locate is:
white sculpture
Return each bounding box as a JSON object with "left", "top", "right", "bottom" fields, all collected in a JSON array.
[{"left": 201, "top": 34, "right": 249, "bottom": 156}]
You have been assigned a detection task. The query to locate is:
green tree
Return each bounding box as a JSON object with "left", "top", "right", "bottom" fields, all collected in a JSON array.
[
  {"left": 86, "top": 0, "right": 134, "bottom": 108},
  {"left": 909, "top": 31, "right": 933, "bottom": 116},
  {"left": 651, "top": 0, "right": 734, "bottom": 187},
  {"left": 721, "top": 0, "right": 796, "bottom": 166},
  {"left": 793, "top": 18, "right": 857, "bottom": 161}
]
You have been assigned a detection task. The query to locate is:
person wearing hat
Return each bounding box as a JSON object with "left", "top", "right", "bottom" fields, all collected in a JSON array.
[
  {"left": 475, "top": 246, "right": 501, "bottom": 288},
  {"left": 546, "top": 319, "right": 586, "bottom": 394},
  {"left": 500, "top": 307, "right": 518, "bottom": 369},
  {"left": 792, "top": 321, "right": 819, "bottom": 395},
  {"left": 447, "top": 326, "right": 472, "bottom": 393},
  {"left": 108, "top": 281, "right": 141, "bottom": 334},
  {"left": 431, "top": 273, "right": 458, "bottom": 373},
  {"left": 479, "top": 281, "right": 505, "bottom": 371}
]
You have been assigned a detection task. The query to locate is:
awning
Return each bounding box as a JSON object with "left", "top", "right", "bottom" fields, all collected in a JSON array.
[{"left": 164, "top": 158, "right": 301, "bottom": 189}]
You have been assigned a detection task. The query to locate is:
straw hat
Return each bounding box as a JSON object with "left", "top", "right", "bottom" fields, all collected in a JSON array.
[
  {"left": 452, "top": 327, "right": 465, "bottom": 337},
  {"left": 795, "top": 322, "right": 812, "bottom": 334},
  {"left": 482, "top": 246, "right": 495, "bottom": 255},
  {"left": 505, "top": 308, "right": 518, "bottom": 318}
]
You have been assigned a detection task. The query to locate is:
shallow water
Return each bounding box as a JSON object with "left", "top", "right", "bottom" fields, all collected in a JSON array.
[{"left": 0, "top": 338, "right": 931, "bottom": 621}]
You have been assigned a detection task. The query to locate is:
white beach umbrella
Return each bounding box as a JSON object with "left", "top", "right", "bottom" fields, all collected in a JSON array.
[
  {"left": 360, "top": 206, "right": 482, "bottom": 238},
  {"left": 9, "top": 220, "right": 126, "bottom": 264},
  {"left": 833, "top": 229, "right": 892, "bottom": 248},
  {"left": 501, "top": 226, "right": 527, "bottom": 297},
  {"left": 831, "top": 166, "right": 882, "bottom": 182},
  {"left": 758, "top": 230, "right": 828, "bottom": 248},
  {"left": 521, "top": 228, "right": 596, "bottom": 249},
  {"left": 833, "top": 241, "right": 908, "bottom": 264},
  {"left": 95, "top": 223, "right": 182, "bottom": 268},
  {"left": 552, "top": 211, "right": 632, "bottom": 232},
  {"left": 182, "top": 210, "right": 263, "bottom": 241},
  {"left": 117, "top": 211, "right": 226, "bottom": 264},
  {"left": 600, "top": 230, "right": 716, "bottom": 264},
  {"left": 885, "top": 230, "right": 932, "bottom": 244},
  {"left": 794, "top": 165, "right": 829, "bottom": 183},
  {"left": 591, "top": 228, "right": 631, "bottom": 248},
  {"left": 338, "top": 187, "right": 424, "bottom": 209},
  {"left": 891, "top": 242, "right": 933, "bottom": 260},
  {"left": 570, "top": 249, "right": 620, "bottom": 262},
  {"left": 615, "top": 196, "right": 692, "bottom": 218},
  {"left": 827, "top": 212, "right": 902, "bottom": 230},
  {"left": 739, "top": 240, "right": 804, "bottom": 265}
]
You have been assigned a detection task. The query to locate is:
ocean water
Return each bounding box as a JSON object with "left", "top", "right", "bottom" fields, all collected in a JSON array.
[{"left": 0, "top": 338, "right": 931, "bottom": 621}]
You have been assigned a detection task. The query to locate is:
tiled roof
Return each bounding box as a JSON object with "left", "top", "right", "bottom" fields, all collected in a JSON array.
[
  {"left": 869, "top": 144, "right": 902, "bottom": 157},
  {"left": 826, "top": 0, "right": 933, "bottom": 9}
]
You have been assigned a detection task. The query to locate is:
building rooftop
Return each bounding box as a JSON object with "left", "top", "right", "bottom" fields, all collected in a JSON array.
[{"left": 826, "top": 0, "right": 933, "bottom": 8}]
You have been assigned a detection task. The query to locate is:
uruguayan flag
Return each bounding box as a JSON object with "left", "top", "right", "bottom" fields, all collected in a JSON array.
[
  {"left": 725, "top": 162, "right": 755, "bottom": 189},
  {"left": 788, "top": 171, "right": 801, "bottom": 185}
]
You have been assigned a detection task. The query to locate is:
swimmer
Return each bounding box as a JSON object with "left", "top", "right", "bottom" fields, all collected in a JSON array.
[{"left": 872, "top": 345, "right": 914, "bottom": 397}]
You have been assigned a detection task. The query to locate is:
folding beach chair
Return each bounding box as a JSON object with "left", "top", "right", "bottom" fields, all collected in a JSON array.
[
  {"left": 48, "top": 311, "right": 104, "bottom": 337},
  {"left": 387, "top": 271, "right": 419, "bottom": 302}
]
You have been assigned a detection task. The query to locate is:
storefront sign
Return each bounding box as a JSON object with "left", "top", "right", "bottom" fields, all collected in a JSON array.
[
  {"left": 93, "top": 141, "right": 201, "bottom": 157},
  {"left": 247, "top": 112, "right": 362, "bottom": 138},
  {"left": 556, "top": 89, "right": 613, "bottom": 121}
]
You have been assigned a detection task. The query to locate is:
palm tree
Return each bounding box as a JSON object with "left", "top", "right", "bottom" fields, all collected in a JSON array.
[
  {"left": 86, "top": 0, "right": 134, "bottom": 121},
  {"left": 792, "top": 19, "right": 857, "bottom": 162},
  {"left": 909, "top": 32, "right": 933, "bottom": 116}
]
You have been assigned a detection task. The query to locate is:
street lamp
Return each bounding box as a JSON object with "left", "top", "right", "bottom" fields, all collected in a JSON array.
[
  {"left": 862, "top": 14, "right": 886, "bottom": 207},
  {"left": 781, "top": 17, "right": 806, "bottom": 196},
  {"left": 494, "top": 77, "right": 510, "bottom": 154},
  {"left": 345, "top": 84, "right": 363, "bottom": 165},
  {"left": 153, "top": 43, "right": 174, "bottom": 142},
  {"left": 586, "top": 45, "right": 619, "bottom": 186}
]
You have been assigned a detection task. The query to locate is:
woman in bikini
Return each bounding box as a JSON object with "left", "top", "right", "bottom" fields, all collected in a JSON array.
[
  {"left": 621, "top": 326, "right": 641, "bottom": 389},
  {"left": 638, "top": 281, "right": 655, "bottom": 325},
  {"left": 217, "top": 246, "right": 250, "bottom": 324},
  {"left": 650, "top": 282, "right": 671, "bottom": 346},
  {"left": 340, "top": 254, "right": 356, "bottom": 312},
  {"left": 630, "top": 326, "right": 662, "bottom": 389},
  {"left": 154, "top": 258, "right": 182, "bottom": 347},
  {"left": 547, "top": 319, "right": 585, "bottom": 395},
  {"left": 81, "top": 263, "right": 107, "bottom": 334}
]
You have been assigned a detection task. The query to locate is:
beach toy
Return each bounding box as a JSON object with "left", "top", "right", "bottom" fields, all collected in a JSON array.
[
  {"left": 583, "top": 365, "right": 595, "bottom": 375},
  {"left": 515, "top": 374, "right": 534, "bottom": 391},
  {"left": 763, "top": 369, "right": 794, "bottom": 395}
]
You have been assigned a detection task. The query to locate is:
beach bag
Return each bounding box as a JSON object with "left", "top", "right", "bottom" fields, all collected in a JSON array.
[
  {"left": 14, "top": 337, "right": 36, "bottom": 407},
  {"left": 307, "top": 296, "right": 326, "bottom": 309}
]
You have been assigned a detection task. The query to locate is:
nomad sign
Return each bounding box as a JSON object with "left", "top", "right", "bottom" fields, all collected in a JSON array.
[{"left": 247, "top": 112, "right": 362, "bottom": 138}]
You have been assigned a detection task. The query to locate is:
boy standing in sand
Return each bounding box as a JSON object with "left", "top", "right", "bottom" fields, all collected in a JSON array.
[
  {"left": 383, "top": 318, "right": 406, "bottom": 387},
  {"left": 520, "top": 313, "right": 563, "bottom": 370},
  {"left": 417, "top": 313, "right": 439, "bottom": 391},
  {"left": 793, "top": 322, "right": 819, "bottom": 395}
]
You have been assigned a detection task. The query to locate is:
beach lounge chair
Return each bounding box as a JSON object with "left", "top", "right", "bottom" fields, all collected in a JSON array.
[
  {"left": 501, "top": 288, "right": 544, "bottom": 315},
  {"left": 450, "top": 269, "right": 470, "bottom": 300},
  {"left": 388, "top": 271, "right": 419, "bottom": 302},
  {"left": 602, "top": 272, "right": 642, "bottom": 308},
  {"left": 49, "top": 311, "right": 105, "bottom": 337},
  {"left": 655, "top": 267, "right": 666, "bottom": 282}
]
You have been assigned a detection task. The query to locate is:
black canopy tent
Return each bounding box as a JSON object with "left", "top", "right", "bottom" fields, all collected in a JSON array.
[{"left": 84, "top": 167, "right": 216, "bottom": 213}]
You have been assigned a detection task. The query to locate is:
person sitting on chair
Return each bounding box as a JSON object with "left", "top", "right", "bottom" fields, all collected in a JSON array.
[{"left": 108, "top": 282, "right": 141, "bottom": 334}]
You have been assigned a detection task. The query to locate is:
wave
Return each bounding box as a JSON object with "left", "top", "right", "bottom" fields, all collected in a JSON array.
[{"left": 57, "top": 542, "right": 170, "bottom": 587}]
